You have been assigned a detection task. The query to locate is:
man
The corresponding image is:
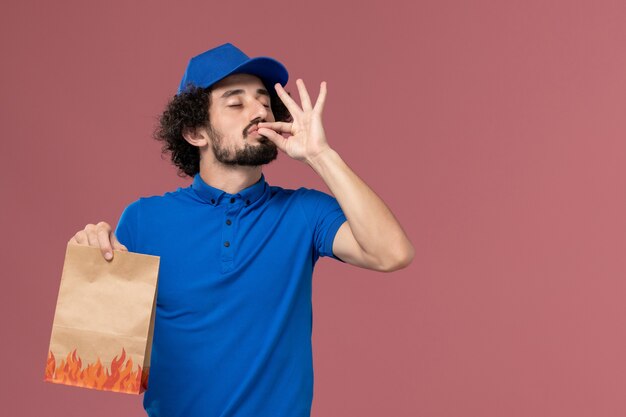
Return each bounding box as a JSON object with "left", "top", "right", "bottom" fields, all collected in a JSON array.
[{"left": 69, "top": 43, "right": 414, "bottom": 417}]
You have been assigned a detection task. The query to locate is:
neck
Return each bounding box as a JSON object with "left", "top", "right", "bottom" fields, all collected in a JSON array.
[{"left": 198, "top": 158, "right": 263, "bottom": 194}]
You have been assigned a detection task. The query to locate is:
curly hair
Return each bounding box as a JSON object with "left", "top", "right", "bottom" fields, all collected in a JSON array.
[{"left": 153, "top": 82, "right": 293, "bottom": 177}]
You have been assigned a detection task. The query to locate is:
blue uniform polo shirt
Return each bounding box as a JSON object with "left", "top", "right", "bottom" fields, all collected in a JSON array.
[{"left": 114, "top": 172, "right": 347, "bottom": 417}]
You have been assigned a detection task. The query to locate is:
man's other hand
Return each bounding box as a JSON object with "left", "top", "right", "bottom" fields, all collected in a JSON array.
[{"left": 68, "top": 222, "right": 128, "bottom": 261}]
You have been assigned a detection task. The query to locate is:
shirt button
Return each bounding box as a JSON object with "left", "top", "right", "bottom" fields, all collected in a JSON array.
[
  {"left": 225, "top": 219, "right": 232, "bottom": 226},
  {"left": 210, "top": 198, "right": 215, "bottom": 204},
  {"left": 224, "top": 241, "right": 230, "bottom": 247},
  {"left": 230, "top": 197, "right": 235, "bottom": 203},
  {"left": 246, "top": 200, "right": 251, "bottom": 205}
]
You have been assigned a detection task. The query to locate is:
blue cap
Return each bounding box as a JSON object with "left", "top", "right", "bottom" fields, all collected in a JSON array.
[{"left": 177, "top": 43, "right": 289, "bottom": 95}]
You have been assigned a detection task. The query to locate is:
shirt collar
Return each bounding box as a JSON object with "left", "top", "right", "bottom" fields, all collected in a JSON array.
[{"left": 191, "top": 172, "right": 268, "bottom": 206}]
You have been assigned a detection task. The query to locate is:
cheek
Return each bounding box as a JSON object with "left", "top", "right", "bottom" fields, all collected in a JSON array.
[{"left": 211, "top": 113, "right": 237, "bottom": 134}]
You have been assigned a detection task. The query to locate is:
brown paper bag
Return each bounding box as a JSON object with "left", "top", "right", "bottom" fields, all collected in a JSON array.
[{"left": 44, "top": 243, "right": 160, "bottom": 395}]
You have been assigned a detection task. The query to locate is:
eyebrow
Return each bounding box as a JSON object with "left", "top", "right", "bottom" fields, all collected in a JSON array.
[{"left": 220, "top": 88, "right": 270, "bottom": 99}]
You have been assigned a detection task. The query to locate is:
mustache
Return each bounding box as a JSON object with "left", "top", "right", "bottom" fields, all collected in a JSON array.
[{"left": 243, "top": 118, "right": 265, "bottom": 137}]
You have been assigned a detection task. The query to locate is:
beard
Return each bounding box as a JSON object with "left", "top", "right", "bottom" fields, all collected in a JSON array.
[{"left": 207, "top": 123, "right": 278, "bottom": 166}]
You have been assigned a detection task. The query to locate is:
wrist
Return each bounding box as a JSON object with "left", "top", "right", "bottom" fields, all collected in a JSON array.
[{"left": 305, "top": 147, "right": 337, "bottom": 171}]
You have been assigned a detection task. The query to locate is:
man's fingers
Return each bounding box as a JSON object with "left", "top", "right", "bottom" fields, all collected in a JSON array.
[
  {"left": 274, "top": 83, "right": 301, "bottom": 116},
  {"left": 69, "top": 222, "right": 120, "bottom": 260},
  {"left": 257, "top": 128, "right": 288, "bottom": 152},
  {"left": 313, "top": 81, "right": 327, "bottom": 115},
  {"left": 295, "top": 79, "right": 312, "bottom": 111},
  {"left": 71, "top": 231, "right": 87, "bottom": 245},
  {"left": 96, "top": 224, "right": 114, "bottom": 260},
  {"left": 86, "top": 224, "right": 99, "bottom": 247},
  {"left": 257, "top": 121, "right": 292, "bottom": 134}
]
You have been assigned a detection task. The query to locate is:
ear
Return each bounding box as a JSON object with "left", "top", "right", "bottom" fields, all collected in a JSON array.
[{"left": 182, "top": 126, "right": 209, "bottom": 147}]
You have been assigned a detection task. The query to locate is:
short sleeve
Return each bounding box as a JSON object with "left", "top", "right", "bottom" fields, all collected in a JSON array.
[
  {"left": 297, "top": 188, "right": 347, "bottom": 262},
  {"left": 114, "top": 199, "right": 140, "bottom": 253}
]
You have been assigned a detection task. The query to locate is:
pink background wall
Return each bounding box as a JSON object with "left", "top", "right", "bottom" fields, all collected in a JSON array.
[{"left": 2, "top": 0, "right": 625, "bottom": 415}]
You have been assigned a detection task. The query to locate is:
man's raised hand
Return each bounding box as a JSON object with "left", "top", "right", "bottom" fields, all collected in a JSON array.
[{"left": 257, "top": 78, "right": 332, "bottom": 165}]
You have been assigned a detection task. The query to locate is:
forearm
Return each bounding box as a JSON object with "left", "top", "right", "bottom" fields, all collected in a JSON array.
[{"left": 306, "top": 148, "right": 414, "bottom": 266}]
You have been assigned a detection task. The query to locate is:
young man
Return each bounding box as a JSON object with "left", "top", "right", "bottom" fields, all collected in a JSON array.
[{"left": 69, "top": 43, "right": 414, "bottom": 417}]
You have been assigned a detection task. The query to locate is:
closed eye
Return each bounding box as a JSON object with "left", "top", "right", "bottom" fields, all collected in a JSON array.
[{"left": 228, "top": 103, "right": 270, "bottom": 108}]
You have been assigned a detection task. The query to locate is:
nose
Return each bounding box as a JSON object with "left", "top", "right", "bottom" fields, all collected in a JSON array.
[{"left": 249, "top": 100, "right": 270, "bottom": 122}]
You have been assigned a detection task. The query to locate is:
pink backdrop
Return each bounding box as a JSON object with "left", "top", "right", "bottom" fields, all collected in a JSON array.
[{"left": 2, "top": 0, "right": 626, "bottom": 415}]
